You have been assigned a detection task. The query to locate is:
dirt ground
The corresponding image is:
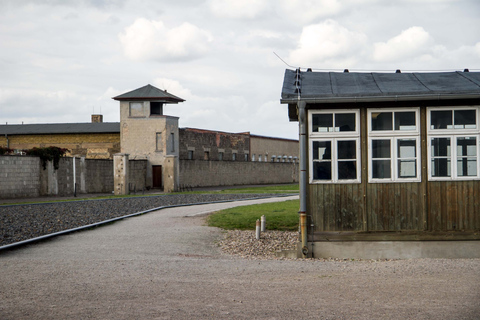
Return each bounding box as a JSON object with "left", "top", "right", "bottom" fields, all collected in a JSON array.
[{"left": 1, "top": 198, "right": 479, "bottom": 319}]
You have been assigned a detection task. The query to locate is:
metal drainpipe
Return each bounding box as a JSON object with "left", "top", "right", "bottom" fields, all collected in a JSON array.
[
  {"left": 5, "top": 134, "right": 9, "bottom": 149},
  {"left": 298, "top": 100, "right": 308, "bottom": 258}
]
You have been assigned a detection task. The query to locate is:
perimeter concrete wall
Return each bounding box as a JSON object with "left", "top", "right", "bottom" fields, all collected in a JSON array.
[
  {"left": 0, "top": 155, "right": 147, "bottom": 199},
  {"left": 0, "top": 156, "right": 41, "bottom": 198},
  {"left": 179, "top": 160, "right": 298, "bottom": 188}
]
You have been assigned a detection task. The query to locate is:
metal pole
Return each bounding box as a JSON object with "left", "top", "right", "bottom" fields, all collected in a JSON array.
[
  {"left": 256, "top": 219, "right": 261, "bottom": 240},
  {"left": 73, "top": 156, "right": 76, "bottom": 196},
  {"left": 298, "top": 100, "right": 308, "bottom": 258},
  {"left": 261, "top": 215, "right": 266, "bottom": 232}
]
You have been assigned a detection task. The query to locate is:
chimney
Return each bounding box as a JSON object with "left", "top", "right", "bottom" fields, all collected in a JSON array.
[{"left": 91, "top": 114, "right": 103, "bottom": 123}]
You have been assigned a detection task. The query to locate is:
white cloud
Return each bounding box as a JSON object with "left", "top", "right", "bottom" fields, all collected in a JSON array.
[
  {"left": 288, "top": 20, "right": 367, "bottom": 67},
  {"left": 207, "top": 0, "right": 269, "bottom": 19},
  {"left": 373, "top": 26, "right": 434, "bottom": 62},
  {"left": 118, "top": 18, "right": 213, "bottom": 62},
  {"left": 152, "top": 78, "right": 193, "bottom": 100},
  {"left": 278, "top": 0, "right": 342, "bottom": 23},
  {"left": 0, "top": 88, "right": 90, "bottom": 123}
]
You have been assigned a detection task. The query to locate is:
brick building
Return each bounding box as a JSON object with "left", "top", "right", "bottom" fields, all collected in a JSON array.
[{"left": 0, "top": 116, "right": 120, "bottom": 159}]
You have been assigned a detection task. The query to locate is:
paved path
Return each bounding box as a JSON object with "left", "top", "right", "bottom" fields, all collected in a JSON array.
[{"left": 1, "top": 196, "right": 479, "bottom": 320}]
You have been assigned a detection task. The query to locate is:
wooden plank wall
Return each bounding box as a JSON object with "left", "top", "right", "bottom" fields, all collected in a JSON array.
[
  {"left": 366, "top": 183, "right": 423, "bottom": 231},
  {"left": 310, "top": 181, "right": 479, "bottom": 232},
  {"left": 428, "top": 181, "right": 480, "bottom": 231},
  {"left": 309, "top": 184, "right": 364, "bottom": 231}
]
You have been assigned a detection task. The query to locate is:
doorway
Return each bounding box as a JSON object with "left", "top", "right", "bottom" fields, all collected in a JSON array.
[{"left": 152, "top": 165, "right": 162, "bottom": 189}]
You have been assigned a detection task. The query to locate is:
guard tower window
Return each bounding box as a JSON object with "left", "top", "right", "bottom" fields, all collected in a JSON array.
[
  {"left": 129, "top": 102, "right": 144, "bottom": 117},
  {"left": 150, "top": 102, "right": 163, "bottom": 116}
]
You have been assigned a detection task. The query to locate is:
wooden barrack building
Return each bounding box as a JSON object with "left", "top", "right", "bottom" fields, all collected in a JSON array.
[{"left": 281, "top": 69, "right": 480, "bottom": 259}]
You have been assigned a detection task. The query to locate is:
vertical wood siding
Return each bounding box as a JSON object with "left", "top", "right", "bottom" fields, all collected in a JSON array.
[
  {"left": 366, "top": 183, "right": 423, "bottom": 231},
  {"left": 309, "top": 184, "right": 364, "bottom": 231},
  {"left": 310, "top": 181, "right": 479, "bottom": 232},
  {"left": 428, "top": 181, "right": 480, "bottom": 231}
]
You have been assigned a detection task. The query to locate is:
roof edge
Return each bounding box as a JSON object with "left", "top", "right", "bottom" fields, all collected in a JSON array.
[{"left": 281, "top": 93, "right": 480, "bottom": 104}]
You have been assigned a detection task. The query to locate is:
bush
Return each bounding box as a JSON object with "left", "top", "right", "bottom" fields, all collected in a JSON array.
[
  {"left": 0, "top": 146, "right": 14, "bottom": 155},
  {"left": 23, "top": 146, "right": 69, "bottom": 170}
]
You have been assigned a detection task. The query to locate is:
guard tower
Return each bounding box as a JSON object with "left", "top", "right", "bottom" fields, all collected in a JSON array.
[{"left": 113, "top": 84, "right": 185, "bottom": 191}]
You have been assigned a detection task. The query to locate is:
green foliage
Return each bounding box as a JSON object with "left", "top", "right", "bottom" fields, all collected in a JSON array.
[
  {"left": 207, "top": 199, "right": 299, "bottom": 231},
  {"left": 23, "top": 146, "right": 69, "bottom": 170},
  {"left": 0, "top": 146, "right": 14, "bottom": 155}
]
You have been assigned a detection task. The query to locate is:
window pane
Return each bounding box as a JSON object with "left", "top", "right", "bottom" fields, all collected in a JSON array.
[
  {"left": 457, "top": 137, "right": 477, "bottom": 177},
  {"left": 313, "top": 162, "right": 332, "bottom": 180},
  {"left": 398, "top": 139, "right": 416, "bottom": 158},
  {"left": 395, "top": 112, "right": 416, "bottom": 130},
  {"left": 338, "top": 161, "right": 356, "bottom": 180},
  {"left": 457, "top": 137, "right": 477, "bottom": 156},
  {"left": 313, "top": 141, "right": 331, "bottom": 160},
  {"left": 312, "top": 114, "right": 333, "bottom": 132},
  {"left": 372, "top": 140, "right": 391, "bottom": 158},
  {"left": 372, "top": 160, "right": 391, "bottom": 178},
  {"left": 431, "top": 110, "right": 452, "bottom": 129},
  {"left": 335, "top": 113, "right": 355, "bottom": 132},
  {"left": 431, "top": 138, "right": 451, "bottom": 156},
  {"left": 337, "top": 140, "right": 356, "bottom": 159},
  {"left": 431, "top": 159, "right": 451, "bottom": 177},
  {"left": 398, "top": 160, "right": 416, "bottom": 178},
  {"left": 457, "top": 159, "right": 477, "bottom": 176},
  {"left": 454, "top": 110, "right": 476, "bottom": 129},
  {"left": 371, "top": 112, "right": 392, "bottom": 130}
]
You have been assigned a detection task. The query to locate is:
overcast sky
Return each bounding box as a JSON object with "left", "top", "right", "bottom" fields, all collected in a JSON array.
[{"left": 1, "top": 0, "right": 479, "bottom": 139}]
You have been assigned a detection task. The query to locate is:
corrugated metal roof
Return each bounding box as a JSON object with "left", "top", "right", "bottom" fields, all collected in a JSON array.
[
  {"left": 112, "top": 84, "right": 185, "bottom": 102},
  {"left": 281, "top": 70, "right": 480, "bottom": 103},
  {"left": 0, "top": 122, "right": 120, "bottom": 135}
]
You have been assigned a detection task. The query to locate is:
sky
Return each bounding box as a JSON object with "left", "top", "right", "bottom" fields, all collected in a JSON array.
[{"left": 1, "top": 0, "right": 479, "bottom": 140}]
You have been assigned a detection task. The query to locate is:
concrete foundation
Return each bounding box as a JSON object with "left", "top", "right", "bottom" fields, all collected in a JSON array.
[{"left": 305, "top": 241, "right": 480, "bottom": 259}]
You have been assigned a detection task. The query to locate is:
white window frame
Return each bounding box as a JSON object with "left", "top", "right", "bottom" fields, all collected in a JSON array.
[
  {"left": 368, "top": 108, "right": 421, "bottom": 183},
  {"left": 309, "top": 109, "right": 361, "bottom": 184},
  {"left": 427, "top": 107, "right": 480, "bottom": 181},
  {"left": 368, "top": 137, "right": 421, "bottom": 183},
  {"left": 309, "top": 109, "right": 360, "bottom": 138},
  {"left": 368, "top": 108, "right": 420, "bottom": 136},
  {"left": 310, "top": 137, "right": 361, "bottom": 184}
]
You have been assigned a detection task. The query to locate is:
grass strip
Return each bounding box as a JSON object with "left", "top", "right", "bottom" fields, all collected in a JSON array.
[{"left": 207, "top": 199, "right": 299, "bottom": 231}]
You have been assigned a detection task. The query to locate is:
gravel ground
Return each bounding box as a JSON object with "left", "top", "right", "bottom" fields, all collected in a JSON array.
[
  {"left": 1, "top": 200, "right": 479, "bottom": 320},
  {"left": 0, "top": 193, "right": 287, "bottom": 247},
  {"left": 218, "top": 230, "right": 298, "bottom": 259}
]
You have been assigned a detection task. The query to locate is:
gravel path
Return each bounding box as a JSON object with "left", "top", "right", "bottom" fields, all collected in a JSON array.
[
  {"left": 0, "top": 194, "right": 288, "bottom": 247},
  {"left": 1, "top": 199, "right": 479, "bottom": 320}
]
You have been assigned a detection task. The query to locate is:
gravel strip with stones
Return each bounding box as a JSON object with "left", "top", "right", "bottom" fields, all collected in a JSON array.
[
  {"left": 0, "top": 194, "right": 283, "bottom": 247},
  {"left": 218, "top": 229, "right": 298, "bottom": 259}
]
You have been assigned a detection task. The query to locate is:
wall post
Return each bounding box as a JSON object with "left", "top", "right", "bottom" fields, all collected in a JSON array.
[{"left": 114, "top": 153, "right": 129, "bottom": 195}]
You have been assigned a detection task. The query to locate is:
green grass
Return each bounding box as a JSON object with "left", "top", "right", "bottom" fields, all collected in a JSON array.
[{"left": 206, "top": 199, "right": 300, "bottom": 231}]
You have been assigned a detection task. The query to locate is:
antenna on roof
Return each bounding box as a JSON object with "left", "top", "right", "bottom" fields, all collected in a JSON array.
[{"left": 273, "top": 52, "right": 296, "bottom": 69}]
